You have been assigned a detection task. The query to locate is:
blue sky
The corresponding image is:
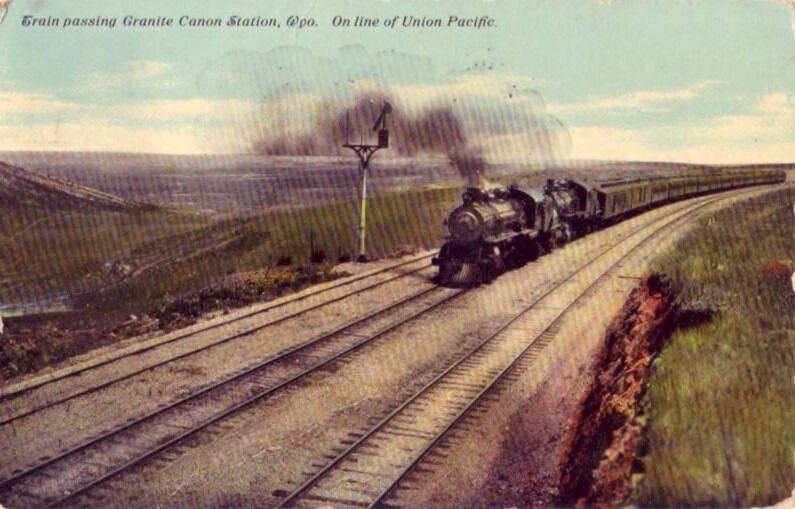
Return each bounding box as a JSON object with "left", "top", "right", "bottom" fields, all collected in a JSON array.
[{"left": 0, "top": 0, "right": 793, "bottom": 162}]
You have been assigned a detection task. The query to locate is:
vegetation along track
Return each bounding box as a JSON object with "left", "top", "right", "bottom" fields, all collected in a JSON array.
[
  {"left": 275, "top": 187, "right": 770, "bottom": 509},
  {"left": 0, "top": 282, "right": 469, "bottom": 508},
  {"left": 0, "top": 252, "right": 438, "bottom": 426},
  {"left": 0, "top": 186, "right": 777, "bottom": 508}
]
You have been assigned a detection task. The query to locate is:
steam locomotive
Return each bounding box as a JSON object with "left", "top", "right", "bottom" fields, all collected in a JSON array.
[{"left": 433, "top": 167, "right": 786, "bottom": 285}]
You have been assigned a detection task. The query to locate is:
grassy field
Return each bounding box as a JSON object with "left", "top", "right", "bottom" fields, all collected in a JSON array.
[
  {"left": 1, "top": 185, "right": 460, "bottom": 311},
  {"left": 0, "top": 207, "right": 208, "bottom": 303},
  {"left": 0, "top": 184, "right": 462, "bottom": 378},
  {"left": 81, "top": 184, "right": 460, "bottom": 311},
  {"left": 633, "top": 187, "right": 795, "bottom": 507}
]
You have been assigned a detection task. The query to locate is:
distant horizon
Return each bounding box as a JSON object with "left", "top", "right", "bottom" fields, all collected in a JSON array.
[{"left": 1, "top": 150, "right": 793, "bottom": 167}]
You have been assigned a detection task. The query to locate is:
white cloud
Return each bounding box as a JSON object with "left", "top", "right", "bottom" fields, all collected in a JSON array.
[
  {"left": 475, "top": 131, "right": 572, "bottom": 163},
  {"left": 755, "top": 92, "right": 794, "bottom": 114},
  {"left": 684, "top": 93, "right": 793, "bottom": 143},
  {"left": 569, "top": 126, "right": 794, "bottom": 163},
  {"left": 387, "top": 73, "right": 540, "bottom": 112},
  {"left": 0, "top": 121, "right": 247, "bottom": 154},
  {"left": 0, "top": 91, "right": 261, "bottom": 125},
  {"left": 1, "top": 75, "right": 790, "bottom": 162},
  {"left": 0, "top": 94, "right": 263, "bottom": 153},
  {"left": 85, "top": 60, "right": 179, "bottom": 91},
  {"left": 0, "top": 92, "right": 81, "bottom": 117},
  {"left": 693, "top": 114, "right": 788, "bottom": 142},
  {"left": 567, "top": 93, "right": 794, "bottom": 164},
  {"left": 1, "top": 63, "right": 183, "bottom": 117},
  {"left": 116, "top": 98, "right": 259, "bottom": 122},
  {"left": 549, "top": 81, "right": 726, "bottom": 115}
]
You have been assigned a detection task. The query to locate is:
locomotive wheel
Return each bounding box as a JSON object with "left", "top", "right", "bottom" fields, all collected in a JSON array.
[
  {"left": 515, "top": 236, "right": 537, "bottom": 264},
  {"left": 540, "top": 235, "right": 553, "bottom": 254},
  {"left": 479, "top": 261, "right": 497, "bottom": 284},
  {"left": 559, "top": 224, "right": 574, "bottom": 245},
  {"left": 526, "top": 241, "right": 540, "bottom": 261},
  {"left": 502, "top": 248, "right": 518, "bottom": 270}
]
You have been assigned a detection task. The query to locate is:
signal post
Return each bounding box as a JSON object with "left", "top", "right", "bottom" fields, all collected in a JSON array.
[{"left": 342, "top": 102, "right": 391, "bottom": 262}]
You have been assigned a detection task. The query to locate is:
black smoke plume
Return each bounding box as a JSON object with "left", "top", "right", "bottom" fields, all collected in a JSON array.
[{"left": 253, "top": 92, "right": 487, "bottom": 186}]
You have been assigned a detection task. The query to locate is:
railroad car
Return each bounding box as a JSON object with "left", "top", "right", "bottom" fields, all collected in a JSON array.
[{"left": 433, "top": 167, "right": 785, "bottom": 285}]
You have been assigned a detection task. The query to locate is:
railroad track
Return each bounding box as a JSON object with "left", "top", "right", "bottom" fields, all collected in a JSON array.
[
  {"left": 0, "top": 252, "right": 438, "bottom": 426},
  {"left": 274, "top": 190, "right": 743, "bottom": 508},
  {"left": 0, "top": 186, "right": 772, "bottom": 508},
  {"left": 0, "top": 283, "right": 470, "bottom": 508}
]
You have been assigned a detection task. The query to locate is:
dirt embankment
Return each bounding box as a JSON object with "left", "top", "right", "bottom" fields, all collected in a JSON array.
[{"left": 557, "top": 274, "right": 680, "bottom": 507}]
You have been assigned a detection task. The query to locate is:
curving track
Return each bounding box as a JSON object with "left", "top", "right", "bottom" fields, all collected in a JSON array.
[
  {"left": 274, "top": 189, "right": 762, "bottom": 508},
  {"left": 0, "top": 185, "right": 782, "bottom": 508},
  {"left": 0, "top": 253, "right": 438, "bottom": 426},
  {"left": 0, "top": 282, "right": 471, "bottom": 508}
]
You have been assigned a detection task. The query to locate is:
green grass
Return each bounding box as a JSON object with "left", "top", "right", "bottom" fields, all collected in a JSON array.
[
  {"left": 633, "top": 188, "right": 795, "bottom": 507},
  {"left": 0, "top": 185, "right": 461, "bottom": 379},
  {"left": 86, "top": 185, "right": 460, "bottom": 311},
  {"left": 0, "top": 185, "right": 461, "bottom": 312},
  {"left": 0, "top": 206, "right": 210, "bottom": 303}
]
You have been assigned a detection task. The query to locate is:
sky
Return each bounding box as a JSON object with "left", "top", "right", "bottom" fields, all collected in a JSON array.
[{"left": 0, "top": 0, "right": 793, "bottom": 163}]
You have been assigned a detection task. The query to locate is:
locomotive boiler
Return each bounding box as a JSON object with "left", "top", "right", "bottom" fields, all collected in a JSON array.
[
  {"left": 433, "top": 183, "right": 566, "bottom": 285},
  {"left": 433, "top": 168, "right": 785, "bottom": 286}
]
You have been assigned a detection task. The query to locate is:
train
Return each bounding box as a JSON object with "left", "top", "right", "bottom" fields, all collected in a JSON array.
[{"left": 433, "top": 167, "right": 786, "bottom": 285}]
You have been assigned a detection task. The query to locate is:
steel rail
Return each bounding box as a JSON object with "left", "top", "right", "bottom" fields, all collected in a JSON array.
[
  {"left": 364, "top": 192, "right": 738, "bottom": 509},
  {"left": 0, "top": 254, "right": 436, "bottom": 426},
  {"left": 0, "top": 282, "right": 442, "bottom": 490},
  {"left": 2, "top": 285, "right": 469, "bottom": 509},
  {"left": 0, "top": 251, "right": 436, "bottom": 402},
  {"left": 276, "top": 190, "right": 747, "bottom": 509},
  {"left": 7, "top": 184, "right": 779, "bottom": 508}
]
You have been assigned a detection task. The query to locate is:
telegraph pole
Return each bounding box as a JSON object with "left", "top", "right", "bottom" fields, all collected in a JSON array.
[{"left": 342, "top": 102, "right": 391, "bottom": 262}]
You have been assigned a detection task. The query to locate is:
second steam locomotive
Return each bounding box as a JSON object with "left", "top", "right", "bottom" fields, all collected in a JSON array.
[{"left": 433, "top": 167, "right": 785, "bottom": 285}]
